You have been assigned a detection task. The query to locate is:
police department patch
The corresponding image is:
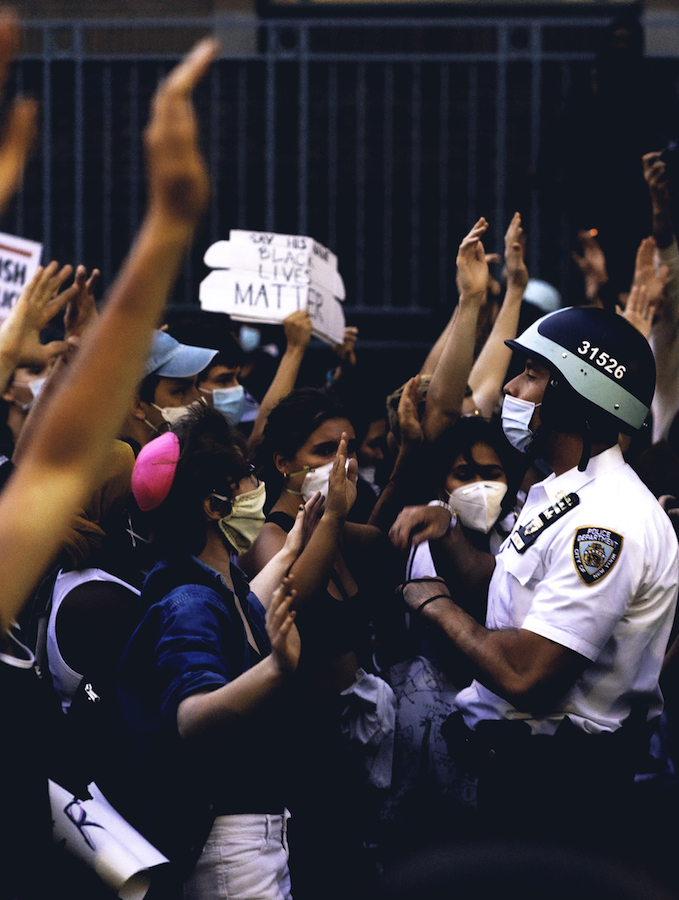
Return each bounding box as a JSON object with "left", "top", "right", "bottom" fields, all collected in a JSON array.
[{"left": 573, "top": 527, "right": 623, "bottom": 585}]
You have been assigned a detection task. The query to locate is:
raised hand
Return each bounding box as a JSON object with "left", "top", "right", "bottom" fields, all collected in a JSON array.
[
  {"left": 332, "top": 325, "right": 359, "bottom": 369},
  {"left": 504, "top": 212, "right": 529, "bottom": 293},
  {"left": 642, "top": 151, "right": 669, "bottom": 202},
  {"left": 144, "top": 38, "right": 217, "bottom": 228},
  {"left": 325, "top": 432, "right": 357, "bottom": 521},
  {"left": 284, "top": 491, "right": 324, "bottom": 558},
  {"left": 619, "top": 284, "right": 659, "bottom": 339},
  {"left": 623, "top": 236, "right": 668, "bottom": 337},
  {"left": 0, "top": 11, "right": 37, "bottom": 217},
  {"left": 283, "top": 309, "right": 313, "bottom": 352},
  {"left": 64, "top": 265, "right": 100, "bottom": 342},
  {"left": 0, "top": 262, "right": 77, "bottom": 379},
  {"left": 266, "top": 575, "right": 301, "bottom": 674},
  {"left": 456, "top": 217, "right": 490, "bottom": 300}
]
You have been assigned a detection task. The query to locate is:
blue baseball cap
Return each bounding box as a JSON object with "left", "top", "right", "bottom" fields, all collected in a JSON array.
[{"left": 144, "top": 331, "right": 218, "bottom": 379}]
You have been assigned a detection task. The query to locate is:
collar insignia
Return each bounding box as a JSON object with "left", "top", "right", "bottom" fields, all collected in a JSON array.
[{"left": 510, "top": 492, "right": 580, "bottom": 553}]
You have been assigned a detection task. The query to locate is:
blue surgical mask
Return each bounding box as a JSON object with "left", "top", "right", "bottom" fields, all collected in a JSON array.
[
  {"left": 213, "top": 384, "right": 246, "bottom": 425},
  {"left": 501, "top": 395, "right": 541, "bottom": 453}
]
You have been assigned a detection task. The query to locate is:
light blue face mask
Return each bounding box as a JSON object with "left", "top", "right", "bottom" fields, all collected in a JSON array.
[
  {"left": 501, "top": 394, "right": 541, "bottom": 453},
  {"left": 213, "top": 384, "right": 246, "bottom": 425},
  {"left": 239, "top": 325, "right": 261, "bottom": 354}
]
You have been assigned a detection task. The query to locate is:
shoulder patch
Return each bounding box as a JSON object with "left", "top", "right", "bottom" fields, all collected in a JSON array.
[{"left": 573, "top": 527, "right": 623, "bottom": 585}]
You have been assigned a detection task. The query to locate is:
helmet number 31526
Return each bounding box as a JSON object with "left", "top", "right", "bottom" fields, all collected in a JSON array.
[{"left": 577, "top": 341, "right": 626, "bottom": 379}]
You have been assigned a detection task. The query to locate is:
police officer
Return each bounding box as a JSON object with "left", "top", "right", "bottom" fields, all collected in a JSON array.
[{"left": 400, "top": 306, "right": 679, "bottom": 852}]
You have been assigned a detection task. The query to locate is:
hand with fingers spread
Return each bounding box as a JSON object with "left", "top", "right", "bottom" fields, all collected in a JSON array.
[
  {"left": 325, "top": 432, "right": 357, "bottom": 522},
  {"left": 144, "top": 38, "right": 217, "bottom": 228},
  {"left": 0, "top": 262, "right": 77, "bottom": 392},
  {"left": 64, "top": 265, "right": 100, "bottom": 342},
  {"left": 572, "top": 230, "right": 608, "bottom": 305},
  {"left": 0, "top": 11, "right": 37, "bottom": 217},
  {"left": 456, "top": 217, "right": 490, "bottom": 301},
  {"left": 266, "top": 575, "right": 301, "bottom": 674},
  {"left": 504, "top": 212, "right": 529, "bottom": 294}
]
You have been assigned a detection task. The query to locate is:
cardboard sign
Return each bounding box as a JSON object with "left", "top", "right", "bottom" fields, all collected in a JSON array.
[
  {"left": 200, "top": 230, "right": 346, "bottom": 345},
  {"left": 200, "top": 269, "right": 346, "bottom": 345},
  {"left": 0, "top": 233, "right": 42, "bottom": 317}
]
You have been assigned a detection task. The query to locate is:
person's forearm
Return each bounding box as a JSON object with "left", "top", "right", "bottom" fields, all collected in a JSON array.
[
  {"left": 177, "top": 655, "right": 289, "bottom": 740},
  {"left": 419, "top": 307, "right": 456, "bottom": 376},
  {"left": 368, "top": 443, "right": 422, "bottom": 533},
  {"left": 249, "top": 545, "right": 297, "bottom": 609},
  {"left": 438, "top": 525, "right": 496, "bottom": 593},
  {"left": 422, "top": 295, "right": 480, "bottom": 441},
  {"left": 468, "top": 284, "right": 523, "bottom": 417},
  {"left": 287, "top": 510, "right": 345, "bottom": 607},
  {"left": 0, "top": 212, "right": 196, "bottom": 634},
  {"left": 247, "top": 344, "right": 306, "bottom": 457}
]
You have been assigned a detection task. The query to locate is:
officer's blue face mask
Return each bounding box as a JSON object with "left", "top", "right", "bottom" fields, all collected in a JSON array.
[
  {"left": 213, "top": 384, "right": 247, "bottom": 425},
  {"left": 501, "top": 395, "right": 541, "bottom": 453}
]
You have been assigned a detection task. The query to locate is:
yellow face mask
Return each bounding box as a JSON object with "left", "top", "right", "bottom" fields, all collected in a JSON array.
[{"left": 217, "top": 480, "right": 266, "bottom": 554}]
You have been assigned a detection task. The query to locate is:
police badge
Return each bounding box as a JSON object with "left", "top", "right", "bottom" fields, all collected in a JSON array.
[{"left": 573, "top": 527, "right": 623, "bottom": 585}]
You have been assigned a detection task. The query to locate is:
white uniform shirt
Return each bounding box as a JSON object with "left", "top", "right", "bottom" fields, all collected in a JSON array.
[{"left": 455, "top": 445, "right": 679, "bottom": 735}]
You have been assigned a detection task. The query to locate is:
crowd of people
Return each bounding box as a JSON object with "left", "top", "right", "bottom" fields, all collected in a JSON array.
[{"left": 3, "top": 9, "right": 679, "bottom": 900}]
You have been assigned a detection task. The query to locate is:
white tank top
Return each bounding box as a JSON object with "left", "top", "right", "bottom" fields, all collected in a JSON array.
[{"left": 47, "top": 567, "right": 140, "bottom": 712}]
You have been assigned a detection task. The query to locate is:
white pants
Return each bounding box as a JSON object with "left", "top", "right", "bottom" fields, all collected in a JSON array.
[{"left": 183, "top": 812, "right": 292, "bottom": 900}]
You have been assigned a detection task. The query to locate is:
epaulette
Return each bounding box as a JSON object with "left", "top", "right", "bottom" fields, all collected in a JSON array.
[{"left": 510, "top": 492, "right": 580, "bottom": 553}]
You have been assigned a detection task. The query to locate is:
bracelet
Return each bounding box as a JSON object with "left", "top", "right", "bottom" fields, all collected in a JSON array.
[
  {"left": 417, "top": 593, "right": 450, "bottom": 613},
  {"left": 428, "top": 499, "right": 457, "bottom": 529}
]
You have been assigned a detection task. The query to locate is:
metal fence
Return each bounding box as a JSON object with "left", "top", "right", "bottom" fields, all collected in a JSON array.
[{"left": 9, "top": 15, "right": 637, "bottom": 349}]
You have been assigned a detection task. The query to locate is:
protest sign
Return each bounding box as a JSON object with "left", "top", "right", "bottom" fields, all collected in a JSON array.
[
  {"left": 50, "top": 780, "right": 169, "bottom": 900},
  {"left": 200, "top": 269, "right": 346, "bottom": 345},
  {"left": 0, "top": 233, "right": 42, "bottom": 318},
  {"left": 200, "top": 230, "right": 346, "bottom": 345}
]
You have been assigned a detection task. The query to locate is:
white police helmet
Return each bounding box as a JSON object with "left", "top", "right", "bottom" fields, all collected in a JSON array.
[{"left": 506, "top": 306, "right": 655, "bottom": 433}]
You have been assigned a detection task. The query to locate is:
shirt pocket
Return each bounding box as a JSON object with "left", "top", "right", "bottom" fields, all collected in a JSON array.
[{"left": 499, "top": 543, "right": 546, "bottom": 589}]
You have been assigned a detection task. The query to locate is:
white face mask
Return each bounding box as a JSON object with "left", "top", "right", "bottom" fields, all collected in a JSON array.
[
  {"left": 212, "top": 384, "right": 246, "bottom": 425},
  {"left": 285, "top": 459, "right": 348, "bottom": 503},
  {"left": 151, "top": 401, "right": 199, "bottom": 427},
  {"left": 501, "top": 395, "right": 541, "bottom": 453},
  {"left": 448, "top": 481, "right": 508, "bottom": 534}
]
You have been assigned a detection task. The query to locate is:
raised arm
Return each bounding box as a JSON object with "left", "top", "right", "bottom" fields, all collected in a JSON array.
[
  {"left": 0, "top": 11, "right": 37, "bottom": 218},
  {"left": 468, "top": 212, "right": 528, "bottom": 418},
  {"left": 246, "top": 309, "right": 313, "bottom": 458},
  {"left": 0, "top": 37, "right": 217, "bottom": 635},
  {"left": 422, "top": 217, "right": 489, "bottom": 442}
]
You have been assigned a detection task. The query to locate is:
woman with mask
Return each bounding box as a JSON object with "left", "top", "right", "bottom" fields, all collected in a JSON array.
[
  {"left": 240, "top": 386, "right": 391, "bottom": 900},
  {"left": 116, "top": 404, "right": 306, "bottom": 899}
]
